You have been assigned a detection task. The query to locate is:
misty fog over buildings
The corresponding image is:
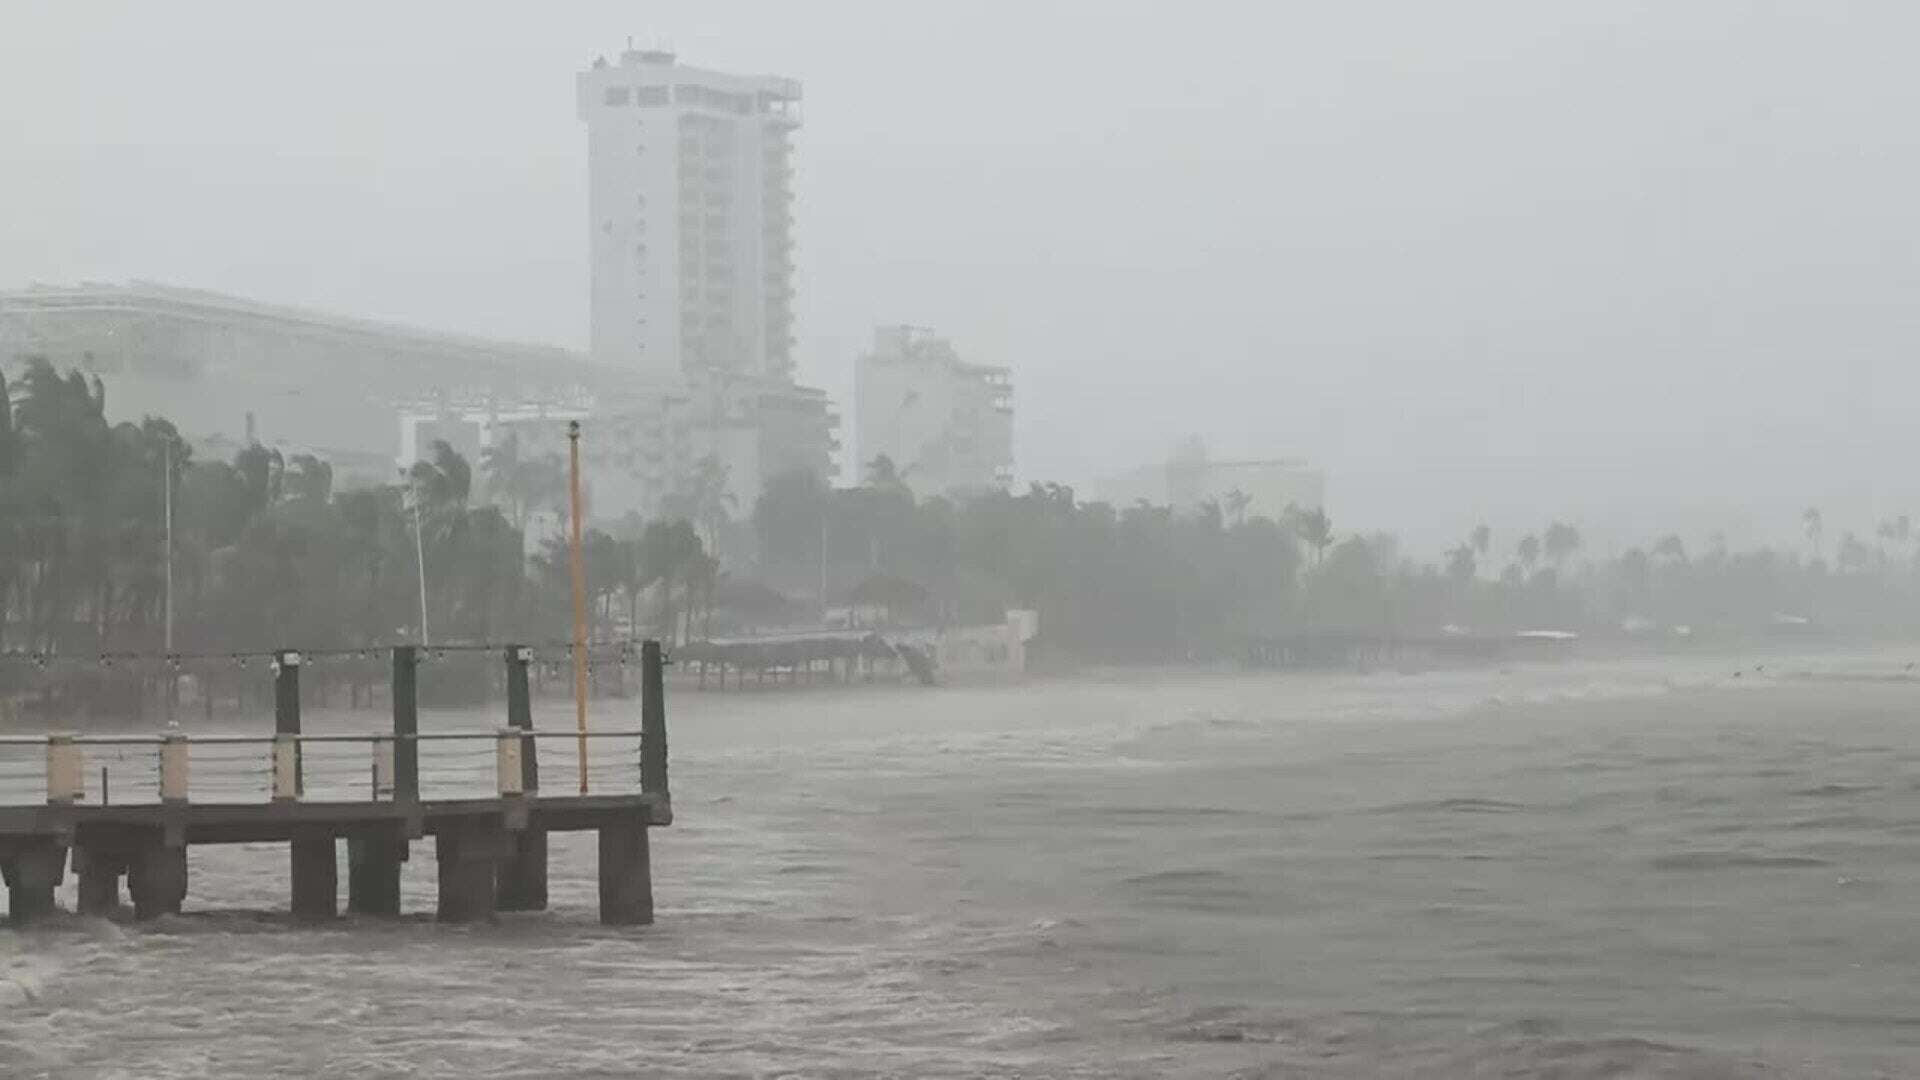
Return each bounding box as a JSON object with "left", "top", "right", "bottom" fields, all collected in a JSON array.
[{"left": 5, "top": 2, "right": 1920, "bottom": 557}]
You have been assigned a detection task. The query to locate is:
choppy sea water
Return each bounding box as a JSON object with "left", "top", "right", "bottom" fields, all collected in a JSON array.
[{"left": 8, "top": 651, "right": 1920, "bottom": 1077}]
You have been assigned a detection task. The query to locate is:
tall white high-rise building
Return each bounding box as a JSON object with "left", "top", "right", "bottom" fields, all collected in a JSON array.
[
  {"left": 577, "top": 47, "right": 800, "bottom": 381},
  {"left": 575, "top": 47, "right": 833, "bottom": 517}
]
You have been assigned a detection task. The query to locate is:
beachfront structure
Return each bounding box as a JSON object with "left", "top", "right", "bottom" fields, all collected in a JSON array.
[
  {"left": 0, "top": 280, "right": 835, "bottom": 516},
  {"left": 0, "top": 281, "right": 594, "bottom": 490},
  {"left": 854, "top": 325, "right": 1013, "bottom": 499}
]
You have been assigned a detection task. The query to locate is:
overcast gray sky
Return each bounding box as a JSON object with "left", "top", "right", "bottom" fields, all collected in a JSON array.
[{"left": 4, "top": 1, "right": 1918, "bottom": 556}]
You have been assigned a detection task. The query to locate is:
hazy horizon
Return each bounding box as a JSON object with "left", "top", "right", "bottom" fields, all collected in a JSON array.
[{"left": 5, "top": 1, "right": 1918, "bottom": 558}]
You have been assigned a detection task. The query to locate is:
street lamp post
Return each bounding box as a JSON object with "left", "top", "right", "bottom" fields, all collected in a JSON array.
[{"left": 404, "top": 467, "right": 431, "bottom": 648}]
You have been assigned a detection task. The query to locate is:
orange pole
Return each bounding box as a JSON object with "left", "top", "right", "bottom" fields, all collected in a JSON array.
[{"left": 567, "top": 420, "right": 590, "bottom": 794}]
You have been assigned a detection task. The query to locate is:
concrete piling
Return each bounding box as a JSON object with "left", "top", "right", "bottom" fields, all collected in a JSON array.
[
  {"left": 435, "top": 822, "right": 511, "bottom": 923},
  {"left": 72, "top": 844, "right": 123, "bottom": 915},
  {"left": 128, "top": 840, "right": 186, "bottom": 920},
  {"left": 274, "top": 650, "right": 303, "bottom": 797},
  {"left": 289, "top": 827, "right": 337, "bottom": 920},
  {"left": 346, "top": 829, "right": 405, "bottom": 916},
  {"left": 496, "top": 830, "right": 547, "bottom": 913},
  {"left": 2, "top": 841, "right": 67, "bottom": 924},
  {"left": 392, "top": 646, "right": 420, "bottom": 803},
  {"left": 597, "top": 818, "right": 652, "bottom": 925},
  {"left": 640, "top": 641, "right": 669, "bottom": 801},
  {"left": 496, "top": 645, "right": 548, "bottom": 913}
]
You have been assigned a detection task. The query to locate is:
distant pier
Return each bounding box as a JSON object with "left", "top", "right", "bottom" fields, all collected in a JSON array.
[
  {"left": 0, "top": 642, "right": 671, "bottom": 926},
  {"left": 1241, "top": 630, "right": 1578, "bottom": 670}
]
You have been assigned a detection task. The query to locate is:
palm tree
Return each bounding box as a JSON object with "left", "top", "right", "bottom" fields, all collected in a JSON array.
[
  {"left": 1516, "top": 533, "right": 1542, "bottom": 573},
  {"left": 1876, "top": 515, "right": 1911, "bottom": 566},
  {"left": 1445, "top": 543, "right": 1476, "bottom": 588},
  {"left": 283, "top": 454, "right": 333, "bottom": 505},
  {"left": 409, "top": 440, "right": 471, "bottom": 513},
  {"left": 864, "top": 454, "right": 908, "bottom": 494},
  {"left": 1544, "top": 521, "right": 1581, "bottom": 567},
  {"left": 1222, "top": 488, "right": 1253, "bottom": 528},
  {"left": 1652, "top": 534, "right": 1687, "bottom": 564},
  {"left": 640, "top": 518, "right": 705, "bottom": 644},
  {"left": 233, "top": 442, "right": 284, "bottom": 515},
  {"left": 1803, "top": 507, "right": 1824, "bottom": 562},
  {"left": 481, "top": 434, "right": 565, "bottom": 535},
  {"left": 752, "top": 467, "right": 830, "bottom": 592},
  {"left": 480, "top": 433, "right": 525, "bottom": 521},
  {"left": 1291, "top": 507, "right": 1333, "bottom": 569},
  {"left": 671, "top": 454, "right": 737, "bottom": 555}
]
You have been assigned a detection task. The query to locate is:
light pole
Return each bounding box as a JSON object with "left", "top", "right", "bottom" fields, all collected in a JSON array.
[
  {"left": 404, "top": 467, "right": 431, "bottom": 648},
  {"left": 566, "top": 421, "right": 590, "bottom": 794},
  {"left": 162, "top": 441, "right": 174, "bottom": 654}
]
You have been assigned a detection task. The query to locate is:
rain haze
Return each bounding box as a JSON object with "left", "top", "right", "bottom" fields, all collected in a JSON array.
[
  {"left": 14, "top": 5, "right": 1920, "bottom": 1079},
  {"left": 5, "top": 1, "right": 1919, "bottom": 552}
]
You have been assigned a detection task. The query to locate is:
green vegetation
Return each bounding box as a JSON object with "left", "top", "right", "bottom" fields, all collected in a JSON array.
[
  {"left": 5, "top": 360, "right": 1920, "bottom": 681},
  {"left": 0, "top": 360, "right": 712, "bottom": 664}
]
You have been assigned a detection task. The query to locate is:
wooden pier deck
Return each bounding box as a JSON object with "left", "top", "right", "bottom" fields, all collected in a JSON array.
[{"left": 0, "top": 642, "right": 671, "bottom": 927}]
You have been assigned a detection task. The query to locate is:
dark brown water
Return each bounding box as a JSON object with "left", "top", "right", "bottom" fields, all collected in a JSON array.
[{"left": 6, "top": 653, "right": 1920, "bottom": 1077}]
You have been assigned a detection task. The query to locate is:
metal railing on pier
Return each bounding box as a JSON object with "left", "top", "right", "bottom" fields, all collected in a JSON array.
[
  {"left": 0, "top": 641, "right": 670, "bottom": 810},
  {"left": 0, "top": 729, "right": 652, "bottom": 806}
]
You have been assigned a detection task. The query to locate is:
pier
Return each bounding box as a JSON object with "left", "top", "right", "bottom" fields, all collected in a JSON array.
[
  {"left": 1240, "top": 630, "right": 1579, "bottom": 670},
  {"left": 0, "top": 641, "right": 671, "bottom": 927},
  {"left": 675, "top": 630, "right": 916, "bottom": 689}
]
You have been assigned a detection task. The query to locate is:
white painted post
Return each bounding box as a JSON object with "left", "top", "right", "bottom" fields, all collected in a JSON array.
[
  {"left": 272, "top": 734, "right": 300, "bottom": 801},
  {"left": 159, "top": 733, "right": 190, "bottom": 803},
  {"left": 46, "top": 734, "right": 83, "bottom": 804},
  {"left": 372, "top": 737, "right": 396, "bottom": 800},
  {"left": 496, "top": 727, "right": 524, "bottom": 797}
]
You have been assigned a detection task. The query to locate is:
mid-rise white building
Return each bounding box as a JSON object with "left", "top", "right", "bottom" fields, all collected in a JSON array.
[{"left": 855, "top": 325, "right": 1013, "bottom": 499}]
